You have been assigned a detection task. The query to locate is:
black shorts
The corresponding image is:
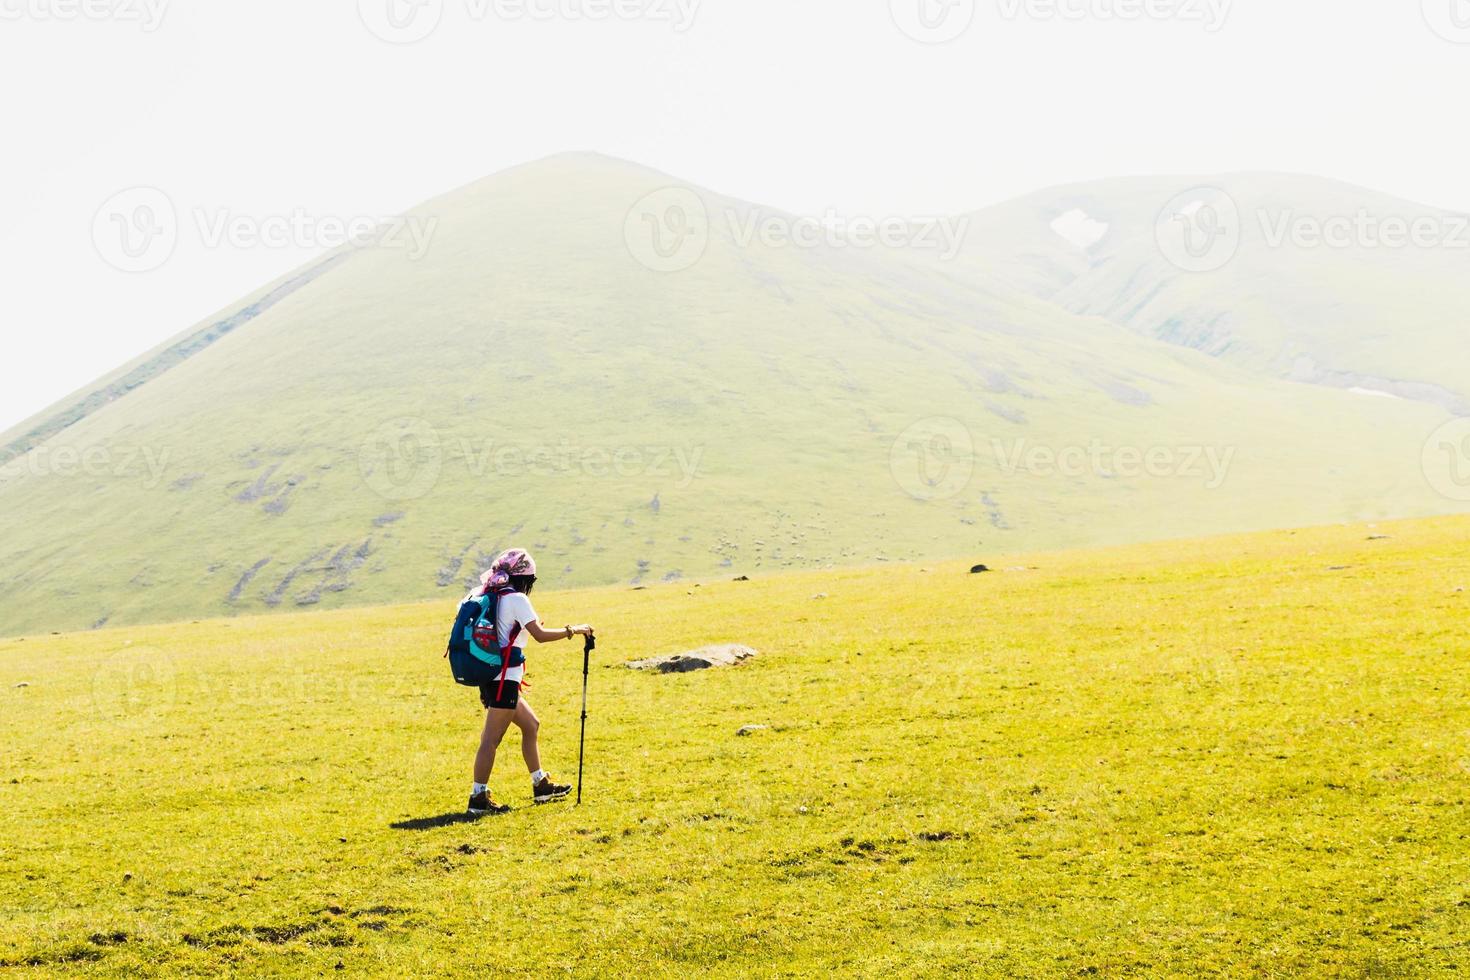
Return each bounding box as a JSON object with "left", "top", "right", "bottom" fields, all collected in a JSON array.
[
  {"left": 480, "top": 678, "right": 521, "bottom": 711},
  {"left": 449, "top": 647, "right": 523, "bottom": 710}
]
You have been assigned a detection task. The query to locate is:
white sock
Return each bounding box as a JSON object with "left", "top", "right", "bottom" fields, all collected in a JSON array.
[
  {"left": 530, "top": 769, "right": 547, "bottom": 784},
  {"left": 472, "top": 782, "right": 488, "bottom": 796}
]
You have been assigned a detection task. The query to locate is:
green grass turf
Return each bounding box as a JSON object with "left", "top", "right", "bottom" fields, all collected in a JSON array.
[{"left": 1, "top": 515, "right": 1467, "bottom": 976}]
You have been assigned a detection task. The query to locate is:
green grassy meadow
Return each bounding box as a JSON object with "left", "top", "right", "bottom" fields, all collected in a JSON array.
[{"left": 2, "top": 516, "right": 1468, "bottom": 976}]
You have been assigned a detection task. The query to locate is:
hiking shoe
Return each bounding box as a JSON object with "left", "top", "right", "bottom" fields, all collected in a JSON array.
[
  {"left": 468, "top": 792, "right": 511, "bottom": 816},
  {"left": 533, "top": 776, "right": 572, "bottom": 804}
]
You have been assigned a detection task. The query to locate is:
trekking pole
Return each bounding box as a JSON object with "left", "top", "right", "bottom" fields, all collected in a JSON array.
[{"left": 576, "top": 631, "right": 595, "bottom": 805}]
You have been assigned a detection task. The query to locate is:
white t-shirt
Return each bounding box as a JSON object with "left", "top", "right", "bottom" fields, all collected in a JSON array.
[{"left": 492, "top": 591, "right": 540, "bottom": 683}]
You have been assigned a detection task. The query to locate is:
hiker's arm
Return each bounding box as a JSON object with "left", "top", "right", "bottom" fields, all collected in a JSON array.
[{"left": 524, "top": 621, "right": 593, "bottom": 643}]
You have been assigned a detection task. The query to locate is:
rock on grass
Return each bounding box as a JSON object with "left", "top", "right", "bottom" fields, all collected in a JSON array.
[{"left": 626, "top": 645, "right": 758, "bottom": 673}]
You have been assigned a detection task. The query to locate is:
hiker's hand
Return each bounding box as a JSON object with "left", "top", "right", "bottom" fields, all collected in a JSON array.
[
  {"left": 573, "top": 624, "right": 594, "bottom": 637},
  {"left": 520, "top": 676, "right": 532, "bottom": 692}
]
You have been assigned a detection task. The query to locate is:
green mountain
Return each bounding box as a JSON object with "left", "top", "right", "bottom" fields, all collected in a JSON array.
[
  {"left": 947, "top": 174, "right": 1470, "bottom": 410},
  {"left": 0, "top": 155, "right": 1461, "bottom": 635}
]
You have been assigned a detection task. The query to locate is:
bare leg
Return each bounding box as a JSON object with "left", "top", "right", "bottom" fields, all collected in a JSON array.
[
  {"left": 473, "top": 707, "right": 517, "bottom": 785},
  {"left": 514, "top": 699, "right": 542, "bottom": 775}
]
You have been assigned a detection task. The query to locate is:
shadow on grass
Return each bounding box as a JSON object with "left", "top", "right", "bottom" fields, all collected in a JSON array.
[{"left": 390, "top": 812, "right": 484, "bottom": 831}]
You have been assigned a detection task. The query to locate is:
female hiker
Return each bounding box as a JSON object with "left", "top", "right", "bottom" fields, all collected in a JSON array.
[{"left": 447, "top": 548, "right": 594, "bottom": 815}]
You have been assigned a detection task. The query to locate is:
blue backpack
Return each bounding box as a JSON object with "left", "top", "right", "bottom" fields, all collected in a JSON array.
[{"left": 446, "top": 588, "right": 525, "bottom": 692}]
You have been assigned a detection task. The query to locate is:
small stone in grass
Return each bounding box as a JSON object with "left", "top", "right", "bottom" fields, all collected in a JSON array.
[
  {"left": 736, "top": 725, "right": 768, "bottom": 737},
  {"left": 626, "top": 645, "right": 757, "bottom": 673}
]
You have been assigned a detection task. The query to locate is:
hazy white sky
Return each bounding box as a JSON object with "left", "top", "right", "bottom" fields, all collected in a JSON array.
[{"left": 1, "top": 0, "right": 1466, "bottom": 432}]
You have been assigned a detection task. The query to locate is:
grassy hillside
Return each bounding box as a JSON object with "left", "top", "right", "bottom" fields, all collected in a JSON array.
[
  {"left": 951, "top": 174, "right": 1470, "bottom": 410},
  {"left": 2, "top": 516, "right": 1468, "bottom": 976},
  {"left": 0, "top": 155, "right": 1464, "bottom": 635},
  {"left": 0, "top": 253, "right": 350, "bottom": 466}
]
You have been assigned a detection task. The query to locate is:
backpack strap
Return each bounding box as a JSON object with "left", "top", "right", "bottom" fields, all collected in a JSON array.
[
  {"left": 496, "top": 622, "right": 523, "bottom": 697},
  {"left": 495, "top": 589, "right": 524, "bottom": 703}
]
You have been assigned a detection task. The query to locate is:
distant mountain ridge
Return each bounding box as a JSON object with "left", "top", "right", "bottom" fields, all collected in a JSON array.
[
  {"left": 0, "top": 253, "right": 353, "bottom": 465},
  {"left": 0, "top": 153, "right": 1462, "bottom": 635},
  {"left": 944, "top": 172, "right": 1470, "bottom": 412}
]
